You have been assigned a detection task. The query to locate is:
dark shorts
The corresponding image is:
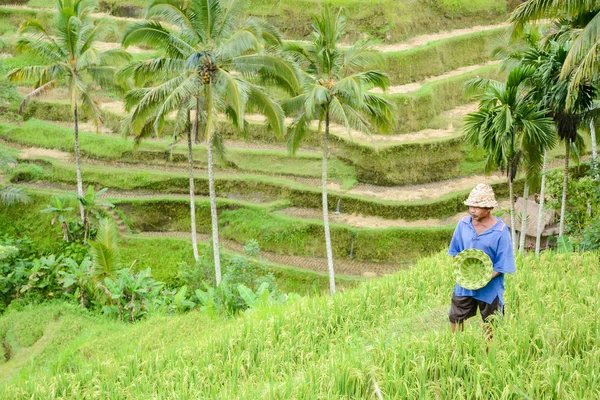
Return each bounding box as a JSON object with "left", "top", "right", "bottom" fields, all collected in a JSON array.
[{"left": 448, "top": 293, "right": 503, "bottom": 324}]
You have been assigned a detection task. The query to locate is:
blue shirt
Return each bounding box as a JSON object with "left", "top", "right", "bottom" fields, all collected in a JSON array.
[{"left": 448, "top": 216, "right": 516, "bottom": 305}]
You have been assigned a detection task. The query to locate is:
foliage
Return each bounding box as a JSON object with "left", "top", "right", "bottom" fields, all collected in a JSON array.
[
  {"left": 545, "top": 164, "right": 600, "bottom": 248},
  {"left": 0, "top": 237, "right": 68, "bottom": 313},
  {"left": 101, "top": 268, "right": 165, "bottom": 322},
  {"left": 177, "top": 239, "right": 283, "bottom": 315},
  {"left": 57, "top": 257, "right": 94, "bottom": 308}
]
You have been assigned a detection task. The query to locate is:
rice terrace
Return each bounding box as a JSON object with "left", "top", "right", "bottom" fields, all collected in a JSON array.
[{"left": 0, "top": 0, "right": 599, "bottom": 398}]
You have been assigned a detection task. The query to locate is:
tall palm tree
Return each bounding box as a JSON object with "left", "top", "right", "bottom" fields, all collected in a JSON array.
[
  {"left": 6, "top": 0, "right": 130, "bottom": 222},
  {"left": 520, "top": 40, "right": 595, "bottom": 237},
  {"left": 283, "top": 8, "right": 395, "bottom": 295},
  {"left": 121, "top": 0, "right": 297, "bottom": 284},
  {"left": 464, "top": 66, "right": 557, "bottom": 252}
]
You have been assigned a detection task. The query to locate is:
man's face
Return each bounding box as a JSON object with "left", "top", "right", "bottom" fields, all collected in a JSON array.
[{"left": 469, "top": 206, "right": 492, "bottom": 221}]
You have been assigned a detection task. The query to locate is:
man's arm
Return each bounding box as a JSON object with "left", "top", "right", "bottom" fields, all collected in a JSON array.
[{"left": 491, "top": 271, "right": 502, "bottom": 280}]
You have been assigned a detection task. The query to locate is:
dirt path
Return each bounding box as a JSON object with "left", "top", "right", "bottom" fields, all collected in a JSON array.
[
  {"left": 139, "top": 231, "right": 403, "bottom": 276},
  {"left": 329, "top": 173, "right": 506, "bottom": 202},
  {"left": 371, "top": 61, "right": 500, "bottom": 95},
  {"left": 278, "top": 199, "right": 510, "bottom": 228},
  {"left": 19, "top": 147, "right": 72, "bottom": 163},
  {"left": 368, "top": 23, "right": 510, "bottom": 52}
]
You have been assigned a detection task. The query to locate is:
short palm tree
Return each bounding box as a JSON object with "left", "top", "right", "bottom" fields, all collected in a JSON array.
[
  {"left": 464, "top": 66, "right": 557, "bottom": 252},
  {"left": 6, "top": 0, "right": 130, "bottom": 222},
  {"left": 121, "top": 0, "right": 297, "bottom": 285},
  {"left": 283, "top": 8, "right": 395, "bottom": 295},
  {"left": 0, "top": 149, "right": 30, "bottom": 206}
]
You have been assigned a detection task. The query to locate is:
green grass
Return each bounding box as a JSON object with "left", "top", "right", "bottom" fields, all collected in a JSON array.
[
  {"left": 118, "top": 235, "right": 355, "bottom": 295},
  {"left": 1, "top": 251, "right": 598, "bottom": 397}
]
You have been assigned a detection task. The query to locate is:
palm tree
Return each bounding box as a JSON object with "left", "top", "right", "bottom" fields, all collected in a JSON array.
[
  {"left": 510, "top": 0, "right": 600, "bottom": 91},
  {"left": 6, "top": 0, "right": 130, "bottom": 222},
  {"left": 41, "top": 196, "right": 75, "bottom": 241},
  {"left": 121, "top": 0, "right": 297, "bottom": 285},
  {"left": 283, "top": 8, "right": 395, "bottom": 295},
  {"left": 519, "top": 40, "right": 595, "bottom": 237},
  {"left": 464, "top": 66, "right": 557, "bottom": 253},
  {"left": 0, "top": 148, "right": 31, "bottom": 206}
]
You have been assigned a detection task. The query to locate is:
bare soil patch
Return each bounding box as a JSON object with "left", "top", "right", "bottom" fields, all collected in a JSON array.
[{"left": 20, "top": 147, "right": 72, "bottom": 163}]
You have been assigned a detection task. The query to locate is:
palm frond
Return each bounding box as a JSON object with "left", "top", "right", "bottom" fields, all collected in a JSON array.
[
  {"left": 15, "top": 36, "right": 64, "bottom": 63},
  {"left": 89, "top": 218, "right": 118, "bottom": 280},
  {"left": 147, "top": 0, "right": 199, "bottom": 39},
  {"left": 19, "top": 79, "right": 58, "bottom": 114},
  {"left": 0, "top": 186, "right": 31, "bottom": 206},
  {"left": 361, "top": 92, "right": 395, "bottom": 133},
  {"left": 341, "top": 42, "right": 383, "bottom": 73},
  {"left": 218, "top": 70, "right": 250, "bottom": 130},
  {"left": 193, "top": 0, "right": 222, "bottom": 43},
  {"left": 221, "top": 29, "right": 261, "bottom": 59},
  {"left": 232, "top": 53, "right": 301, "bottom": 93},
  {"left": 282, "top": 94, "right": 306, "bottom": 116},
  {"left": 247, "top": 83, "right": 285, "bottom": 137},
  {"left": 122, "top": 21, "right": 193, "bottom": 58},
  {"left": 287, "top": 114, "right": 310, "bottom": 155}
]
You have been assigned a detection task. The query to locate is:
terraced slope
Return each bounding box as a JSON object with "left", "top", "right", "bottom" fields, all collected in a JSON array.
[{"left": 0, "top": 4, "right": 570, "bottom": 279}]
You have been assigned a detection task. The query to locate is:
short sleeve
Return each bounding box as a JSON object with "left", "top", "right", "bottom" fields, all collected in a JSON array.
[
  {"left": 493, "top": 227, "right": 516, "bottom": 274},
  {"left": 448, "top": 224, "right": 463, "bottom": 256}
]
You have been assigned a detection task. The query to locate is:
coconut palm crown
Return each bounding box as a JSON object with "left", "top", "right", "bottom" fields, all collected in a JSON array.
[
  {"left": 6, "top": 0, "right": 130, "bottom": 221},
  {"left": 282, "top": 7, "right": 395, "bottom": 295}
]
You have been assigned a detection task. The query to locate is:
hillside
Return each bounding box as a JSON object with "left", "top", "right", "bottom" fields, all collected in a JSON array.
[{"left": 1, "top": 251, "right": 599, "bottom": 398}]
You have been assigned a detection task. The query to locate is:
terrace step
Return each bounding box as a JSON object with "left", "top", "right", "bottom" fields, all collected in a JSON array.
[
  {"left": 371, "top": 61, "right": 500, "bottom": 95},
  {"left": 139, "top": 231, "right": 403, "bottom": 276}
]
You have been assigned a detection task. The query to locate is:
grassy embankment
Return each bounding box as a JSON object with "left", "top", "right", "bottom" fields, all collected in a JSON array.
[
  {"left": 0, "top": 250, "right": 598, "bottom": 398},
  {"left": 16, "top": 0, "right": 514, "bottom": 41}
]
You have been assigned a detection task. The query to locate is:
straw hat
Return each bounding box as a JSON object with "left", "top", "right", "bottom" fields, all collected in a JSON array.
[{"left": 464, "top": 183, "right": 498, "bottom": 208}]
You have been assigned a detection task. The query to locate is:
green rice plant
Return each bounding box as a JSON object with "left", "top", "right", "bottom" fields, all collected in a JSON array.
[{"left": 0, "top": 251, "right": 598, "bottom": 398}]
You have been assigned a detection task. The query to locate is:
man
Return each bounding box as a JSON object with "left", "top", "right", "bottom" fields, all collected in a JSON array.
[{"left": 448, "top": 183, "right": 516, "bottom": 334}]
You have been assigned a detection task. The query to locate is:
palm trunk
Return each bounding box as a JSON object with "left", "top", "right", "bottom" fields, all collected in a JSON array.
[
  {"left": 559, "top": 139, "right": 570, "bottom": 237},
  {"left": 518, "top": 183, "right": 529, "bottom": 253},
  {"left": 74, "top": 105, "right": 85, "bottom": 222},
  {"left": 206, "top": 84, "right": 222, "bottom": 285},
  {"left": 187, "top": 122, "right": 199, "bottom": 262},
  {"left": 535, "top": 151, "right": 548, "bottom": 256},
  {"left": 194, "top": 97, "right": 201, "bottom": 144},
  {"left": 591, "top": 120, "right": 598, "bottom": 179},
  {"left": 508, "top": 173, "right": 517, "bottom": 255},
  {"left": 323, "top": 111, "right": 336, "bottom": 295}
]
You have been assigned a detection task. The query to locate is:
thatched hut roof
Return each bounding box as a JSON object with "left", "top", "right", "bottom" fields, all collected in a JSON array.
[{"left": 502, "top": 198, "right": 559, "bottom": 237}]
